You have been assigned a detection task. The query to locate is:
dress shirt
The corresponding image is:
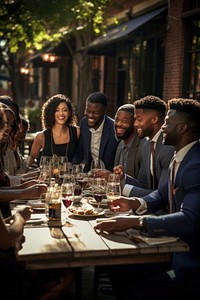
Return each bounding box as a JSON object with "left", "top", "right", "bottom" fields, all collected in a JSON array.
[
  {"left": 89, "top": 118, "right": 105, "bottom": 160},
  {"left": 123, "top": 129, "right": 162, "bottom": 197},
  {"left": 118, "top": 139, "right": 133, "bottom": 172},
  {"left": 171, "top": 140, "right": 198, "bottom": 180}
]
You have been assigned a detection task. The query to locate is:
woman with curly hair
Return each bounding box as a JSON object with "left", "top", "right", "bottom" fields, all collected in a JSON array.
[{"left": 27, "top": 94, "right": 80, "bottom": 166}]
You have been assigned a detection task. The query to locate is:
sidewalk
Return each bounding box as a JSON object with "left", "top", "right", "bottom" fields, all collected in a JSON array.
[{"left": 67, "top": 266, "right": 116, "bottom": 300}]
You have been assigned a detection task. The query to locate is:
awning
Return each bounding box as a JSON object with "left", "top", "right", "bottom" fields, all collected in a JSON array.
[{"left": 88, "top": 6, "right": 167, "bottom": 54}]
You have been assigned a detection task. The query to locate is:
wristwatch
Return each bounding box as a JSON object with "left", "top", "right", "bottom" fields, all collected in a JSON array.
[
  {"left": 138, "top": 217, "right": 147, "bottom": 233},
  {"left": 138, "top": 217, "right": 144, "bottom": 228}
]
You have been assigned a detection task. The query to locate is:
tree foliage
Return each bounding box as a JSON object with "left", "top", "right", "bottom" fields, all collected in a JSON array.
[{"left": 0, "top": 0, "right": 110, "bottom": 106}]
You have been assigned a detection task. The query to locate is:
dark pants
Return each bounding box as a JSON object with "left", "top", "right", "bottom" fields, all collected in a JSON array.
[{"left": 107, "top": 262, "right": 196, "bottom": 300}]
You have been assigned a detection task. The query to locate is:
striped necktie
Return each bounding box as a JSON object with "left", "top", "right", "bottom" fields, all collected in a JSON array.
[
  {"left": 169, "top": 158, "right": 176, "bottom": 213},
  {"left": 150, "top": 141, "right": 157, "bottom": 189}
]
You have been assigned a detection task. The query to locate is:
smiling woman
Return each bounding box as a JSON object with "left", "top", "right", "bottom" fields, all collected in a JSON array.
[{"left": 27, "top": 94, "right": 80, "bottom": 167}]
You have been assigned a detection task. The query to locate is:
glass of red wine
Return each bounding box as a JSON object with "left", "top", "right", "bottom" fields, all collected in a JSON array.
[
  {"left": 61, "top": 182, "right": 74, "bottom": 223},
  {"left": 92, "top": 178, "right": 106, "bottom": 209}
]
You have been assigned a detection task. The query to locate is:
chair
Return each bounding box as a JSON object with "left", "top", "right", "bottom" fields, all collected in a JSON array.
[{"left": 93, "top": 266, "right": 111, "bottom": 296}]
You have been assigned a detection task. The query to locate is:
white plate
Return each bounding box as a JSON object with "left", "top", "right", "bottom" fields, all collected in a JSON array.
[
  {"left": 11, "top": 199, "right": 28, "bottom": 204},
  {"left": 26, "top": 217, "right": 44, "bottom": 224},
  {"left": 68, "top": 208, "right": 104, "bottom": 217},
  {"left": 27, "top": 200, "right": 45, "bottom": 209},
  {"left": 88, "top": 198, "right": 108, "bottom": 208},
  {"left": 104, "top": 209, "right": 132, "bottom": 218}
]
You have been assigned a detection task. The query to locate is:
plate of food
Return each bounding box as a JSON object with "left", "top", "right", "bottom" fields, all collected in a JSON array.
[{"left": 68, "top": 206, "right": 104, "bottom": 217}]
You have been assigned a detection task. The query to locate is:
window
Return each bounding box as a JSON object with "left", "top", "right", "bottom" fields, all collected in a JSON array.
[{"left": 184, "top": 17, "right": 200, "bottom": 100}]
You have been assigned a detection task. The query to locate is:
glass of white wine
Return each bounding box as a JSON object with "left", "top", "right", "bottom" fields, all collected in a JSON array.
[
  {"left": 106, "top": 182, "right": 121, "bottom": 212},
  {"left": 90, "top": 159, "right": 105, "bottom": 176},
  {"left": 39, "top": 156, "right": 51, "bottom": 170}
]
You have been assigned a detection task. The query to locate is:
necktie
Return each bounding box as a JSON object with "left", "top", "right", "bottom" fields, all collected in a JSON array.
[
  {"left": 169, "top": 158, "right": 176, "bottom": 213},
  {"left": 150, "top": 141, "right": 156, "bottom": 189}
]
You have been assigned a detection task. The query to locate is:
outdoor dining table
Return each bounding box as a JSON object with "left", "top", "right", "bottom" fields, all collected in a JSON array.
[
  {"left": 12, "top": 198, "right": 189, "bottom": 299},
  {"left": 14, "top": 201, "right": 189, "bottom": 271}
]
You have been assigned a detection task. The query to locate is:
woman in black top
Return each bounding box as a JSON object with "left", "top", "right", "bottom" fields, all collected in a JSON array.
[{"left": 28, "top": 94, "right": 80, "bottom": 166}]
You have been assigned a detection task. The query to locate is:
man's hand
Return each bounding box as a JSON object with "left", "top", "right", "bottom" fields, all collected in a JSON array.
[{"left": 94, "top": 215, "right": 141, "bottom": 234}]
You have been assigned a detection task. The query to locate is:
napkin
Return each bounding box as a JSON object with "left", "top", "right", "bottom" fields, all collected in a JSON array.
[
  {"left": 128, "top": 231, "right": 178, "bottom": 245},
  {"left": 27, "top": 199, "right": 45, "bottom": 208}
]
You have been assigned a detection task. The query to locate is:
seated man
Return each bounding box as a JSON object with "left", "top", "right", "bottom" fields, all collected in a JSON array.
[
  {"left": 115, "top": 96, "right": 174, "bottom": 200},
  {"left": 95, "top": 98, "right": 200, "bottom": 299}
]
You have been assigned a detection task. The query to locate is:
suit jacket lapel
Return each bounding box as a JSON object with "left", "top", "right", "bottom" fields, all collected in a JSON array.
[{"left": 99, "top": 117, "right": 110, "bottom": 157}]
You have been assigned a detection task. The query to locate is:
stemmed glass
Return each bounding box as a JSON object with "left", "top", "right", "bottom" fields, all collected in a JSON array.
[
  {"left": 59, "top": 156, "right": 69, "bottom": 185},
  {"left": 72, "top": 164, "right": 81, "bottom": 179},
  {"left": 92, "top": 178, "right": 106, "bottom": 209},
  {"left": 38, "top": 165, "right": 51, "bottom": 200},
  {"left": 39, "top": 156, "right": 51, "bottom": 170},
  {"left": 61, "top": 182, "right": 74, "bottom": 223},
  {"left": 106, "top": 182, "right": 121, "bottom": 212},
  {"left": 108, "top": 173, "right": 120, "bottom": 183},
  {"left": 90, "top": 159, "right": 105, "bottom": 176},
  {"left": 38, "top": 166, "right": 51, "bottom": 186}
]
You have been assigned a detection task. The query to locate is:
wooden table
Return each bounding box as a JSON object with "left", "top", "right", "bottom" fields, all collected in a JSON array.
[{"left": 16, "top": 210, "right": 189, "bottom": 271}]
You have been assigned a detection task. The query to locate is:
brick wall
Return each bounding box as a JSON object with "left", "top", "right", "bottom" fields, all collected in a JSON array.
[{"left": 163, "top": 0, "right": 185, "bottom": 100}]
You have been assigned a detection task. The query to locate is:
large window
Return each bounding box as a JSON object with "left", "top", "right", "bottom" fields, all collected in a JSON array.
[
  {"left": 184, "top": 17, "right": 200, "bottom": 100},
  {"left": 128, "top": 36, "right": 164, "bottom": 101}
]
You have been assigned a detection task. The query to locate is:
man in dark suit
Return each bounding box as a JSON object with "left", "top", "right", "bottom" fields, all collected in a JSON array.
[
  {"left": 95, "top": 98, "right": 200, "bottom": 299},
  {"left": 116, "top": 96, "right": 174, "bottom": 200},
  {"left": 72, "top": 92, "right": 119, "bottom": 172}
]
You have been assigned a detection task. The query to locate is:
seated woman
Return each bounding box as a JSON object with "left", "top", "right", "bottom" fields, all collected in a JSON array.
[
  {"left": 27, "top": 94, "right": 80, "bottom": 166},
  {"left": 0, "top": 104, "right": 46, "bottom": 218},
  {"left": 0, "top": 101, "right": 75, "bottom": 299},
  {"left": 0, "top": 203, "right": 75, "bottom": 299},
  {"left": 0, "top": 100, "right": 39, "bottom": 185}
]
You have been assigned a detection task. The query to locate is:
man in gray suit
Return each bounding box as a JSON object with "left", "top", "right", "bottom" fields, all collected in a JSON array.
[
  {"left": 114, "top": 103, "right": 146, "bottom": 178},
  {"left": 93, "top": 103, "right": 146, "bottom": 182}
]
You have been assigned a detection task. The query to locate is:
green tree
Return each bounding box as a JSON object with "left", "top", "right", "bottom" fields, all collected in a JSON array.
[{"left": 0, "top": 0, "right": 110, "bottom": 111}]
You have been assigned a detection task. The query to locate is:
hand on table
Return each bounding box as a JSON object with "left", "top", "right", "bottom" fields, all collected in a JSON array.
[
  {"left": 108, "top": 196, "right": 140, "bottom": 213},
  {"left": 94, "top": 215, "right": 140, "bottom": 234},
  {"left": 22, "top": 183, "right": 47, "bottom": 199}
]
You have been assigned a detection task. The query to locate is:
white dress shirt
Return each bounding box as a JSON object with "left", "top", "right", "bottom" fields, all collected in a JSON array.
[{"left": 89, "top": 118, "right": 105, "bottom": 160}]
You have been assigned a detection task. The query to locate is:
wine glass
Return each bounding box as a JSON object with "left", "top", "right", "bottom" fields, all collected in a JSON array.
[
  {"left": 61, "top": 182, "right": 74, "bottom": 223},
  {"left": 92, "top": 178, "right": 106, "bottom": 209},
  {"left": 38, "top": 166, "right": 51, "bottom": 185},
  {"left": 72, "top": 164, "right": 81, "bottom": 177},
  {"left": 76, "top": 172, "right": 89, "bottom": 189},
  {"left": 39, "top": 156, "right": 51, "bottom": 170},
  {"left": 90, "top": 159, "right": 105, "bottom": 176},
  {"left": 59, "top": 156, "right": 69, "bottom": 185},
  {"left": 106, "top": 182, "right": 121, "bottom": 212},
  {"left": 59, "top": 156, "right": 68, "bottom": 165},
  {"left": 108, "top": 173, "right": 120, "bottom": 183},
  {"left": 38, "top": 166, "right": 51, "bottom": 200}
]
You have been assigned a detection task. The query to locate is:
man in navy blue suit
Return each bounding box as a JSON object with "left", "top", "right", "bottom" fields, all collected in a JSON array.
[
  {"left": 95, "top": 98, "right": 200, "bottom": 299},
  {"left": 72, "top": 92, "right": 119, "bottom": 172}
]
